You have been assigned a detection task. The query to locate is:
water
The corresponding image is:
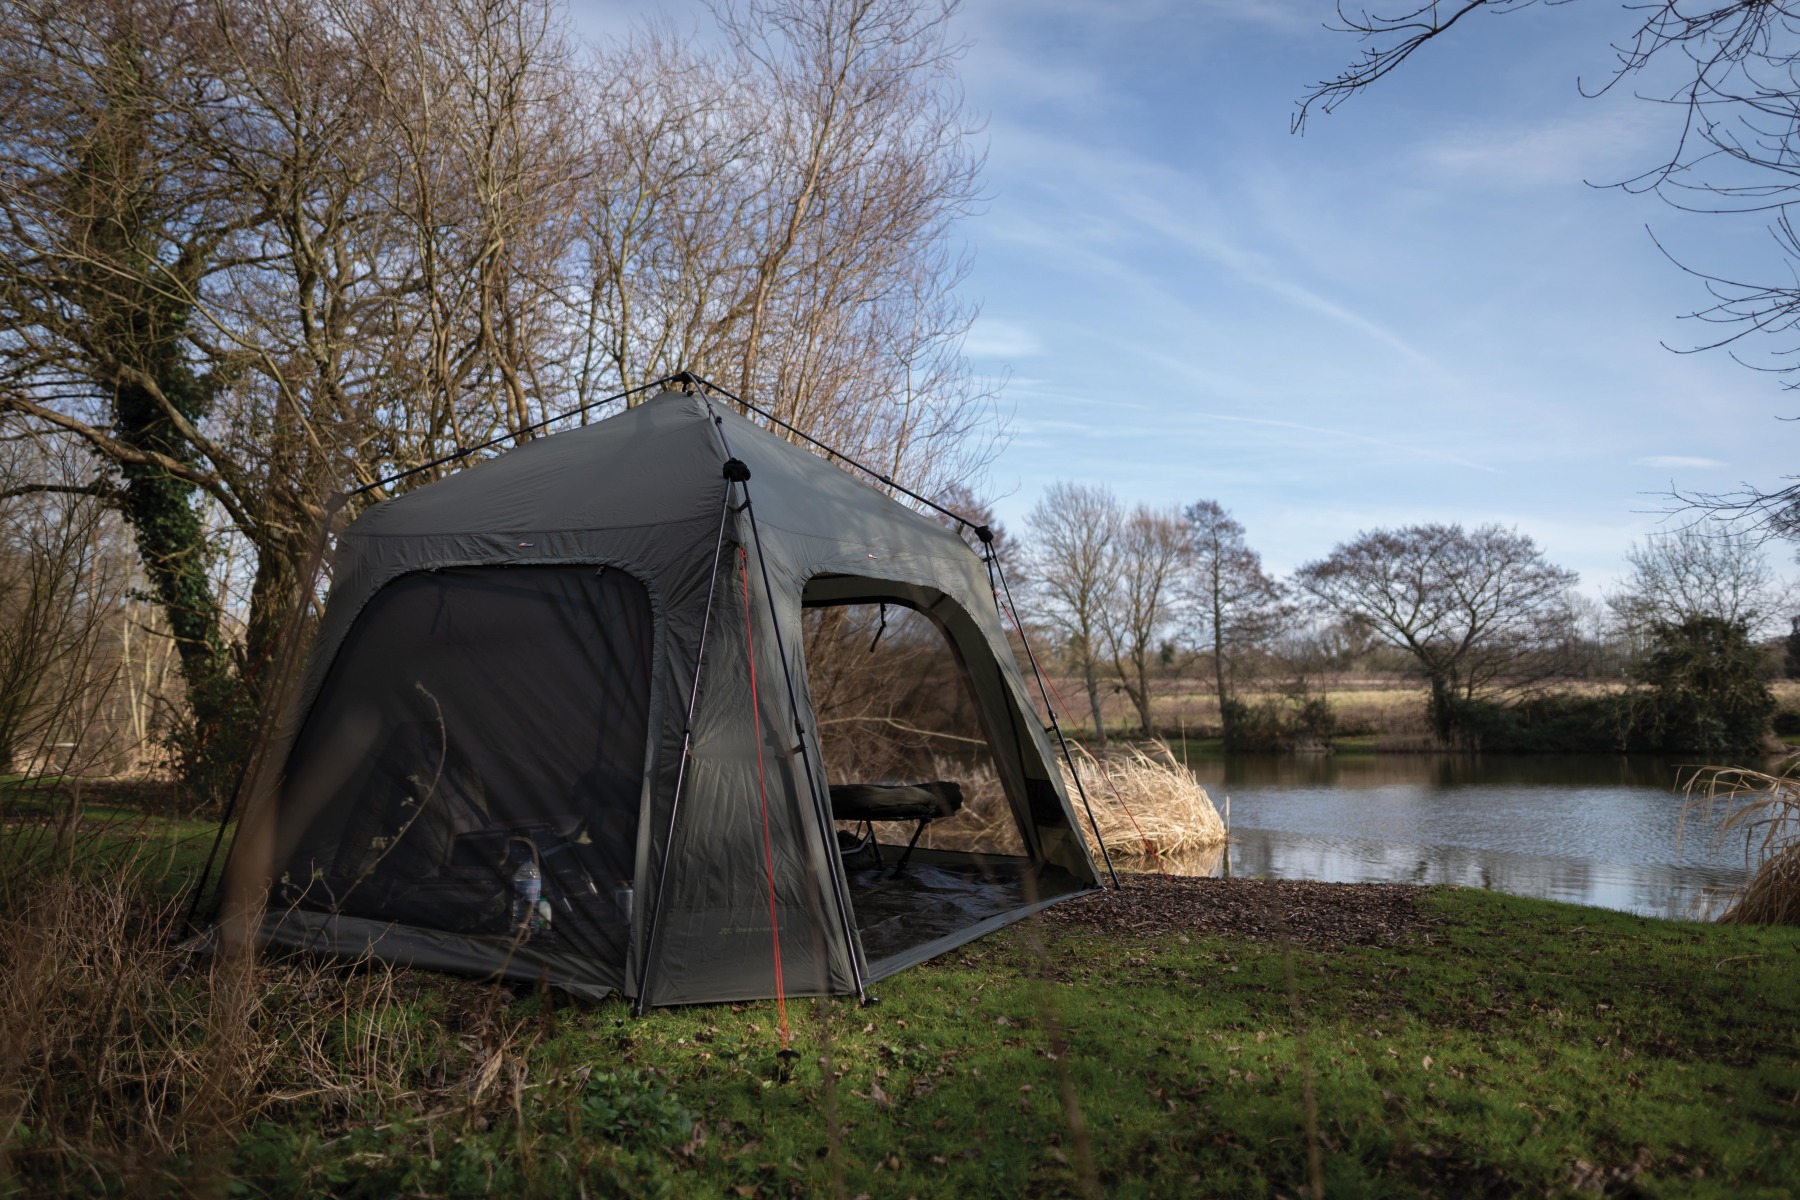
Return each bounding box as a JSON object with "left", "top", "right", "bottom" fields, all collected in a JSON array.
[{"left": 1178, "top": 754, "right": 1759, "bottom": 920}]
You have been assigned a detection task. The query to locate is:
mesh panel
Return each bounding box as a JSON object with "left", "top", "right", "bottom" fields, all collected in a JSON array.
[{"left": 275, "top": 565, "right": 653, "bottom": 974}]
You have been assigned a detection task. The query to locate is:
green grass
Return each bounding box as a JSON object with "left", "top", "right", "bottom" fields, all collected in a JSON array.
[
  {"left": 5, "top": 805, "right": 1797, "bottom": 1197},
  {"left": 220, "top": 890, "right": 1800, "bottom": 1198}
]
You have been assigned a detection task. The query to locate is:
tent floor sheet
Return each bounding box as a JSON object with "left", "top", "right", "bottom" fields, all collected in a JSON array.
[{"left": 842, "top": 847, "right": 1090, "bottom": 969}]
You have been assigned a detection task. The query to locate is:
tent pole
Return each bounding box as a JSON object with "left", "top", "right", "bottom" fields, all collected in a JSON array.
[
  {"left": 706, "top": 404, "right": 869, "bottom": 1004},
  {"left": 985, "top": 541, "right": 1122, "bottom": 889},
  {"left": 633, "top": 479, "right": 736, "bottom": 1015}
]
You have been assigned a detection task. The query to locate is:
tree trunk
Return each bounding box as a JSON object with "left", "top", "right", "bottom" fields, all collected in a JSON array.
[
  {"left": 1211, "top": 591, "right": 1232, "bottom": 747},
  {"left": 1132, "top": 657, "right": 1154, "bottom": 736},
  {"left": 1427, "top": 674, "right": 1455, "bottom": 743},
  {"left": 113, "top": 375, "right": 244, "bottom": 800},
  {"left": 66, "top": 43, "right": 248, "bottom": 803},
  {"left": 1083, "top": 659, "right": 1108, "bottom": 750}
]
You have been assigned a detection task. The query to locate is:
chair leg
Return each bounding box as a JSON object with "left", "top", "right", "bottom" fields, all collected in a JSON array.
[
  {"left": 864, "top": 821, "right": 883, "bottom": 867},
  {"left": 892, "top": 818, "right": 930, "bottom": 876}
]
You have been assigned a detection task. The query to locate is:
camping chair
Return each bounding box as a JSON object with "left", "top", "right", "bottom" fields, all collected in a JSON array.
[{"left": 828, "top": 781, "right": 963, "bottom": 875}]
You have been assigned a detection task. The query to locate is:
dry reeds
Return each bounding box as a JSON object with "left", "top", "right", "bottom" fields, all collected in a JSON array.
[
  {"left": 1685, "top": 757, "right": 1800, "bottom": 925},
  {"left": 917, "top": 740, "right": 1226, "bottom": 866},
  {"left": 0, "top": 851, "right": 541, "bottom": 1193}
]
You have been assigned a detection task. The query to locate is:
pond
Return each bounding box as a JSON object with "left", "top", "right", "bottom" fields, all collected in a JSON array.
[{"left": 1159, "top": 754, "right": 1762, "bottom": 920}]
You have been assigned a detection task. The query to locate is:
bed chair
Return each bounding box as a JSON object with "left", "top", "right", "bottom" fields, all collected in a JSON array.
[{"left": 828, "top": 780, "right": 964, "bottom": 875}]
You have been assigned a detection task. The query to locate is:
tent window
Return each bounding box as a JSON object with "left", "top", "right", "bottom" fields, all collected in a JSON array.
[{"left": 276, "top": 565, "right": 653, "bottom": 971}]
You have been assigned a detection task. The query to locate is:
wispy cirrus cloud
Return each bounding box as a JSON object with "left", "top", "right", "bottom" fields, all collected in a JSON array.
[
  {"left": 1635, "top": 455, "right": 1724, "bottom": 469},
  {"left": 963, "top": 317, "right": 1044, "bottom": 360},
  {"left": 1419, "top": 106, "right": 1663, "bottom": 191}
]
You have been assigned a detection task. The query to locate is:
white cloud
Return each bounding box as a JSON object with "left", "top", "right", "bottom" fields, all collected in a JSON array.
[
  {"left": 980, "top": 122, "right": 1452, "bottom": 375},
  {"left": 1635, "top": 455, "right": 1724, "bottom": 469},
  {"left": 1419, "top": 105, "right": 1662, "bottom": 191},
  {"left": 964, "top": 317, "right": 1044, "bottom": 360}
]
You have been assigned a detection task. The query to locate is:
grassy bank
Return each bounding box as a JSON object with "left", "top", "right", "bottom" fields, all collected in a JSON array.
[{"left": 2, "top": 803, "right": 1797, "bottom": 1197}]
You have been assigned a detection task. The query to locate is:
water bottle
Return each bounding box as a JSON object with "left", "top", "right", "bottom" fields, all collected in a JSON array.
[{"left": 511, "top": 858, "right": 541, "bottom": 935}]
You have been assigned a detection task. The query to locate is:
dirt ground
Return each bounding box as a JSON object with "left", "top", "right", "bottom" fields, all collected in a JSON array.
[{"left": 1038, "top": 873, "right": 1440, "bottom": 946}]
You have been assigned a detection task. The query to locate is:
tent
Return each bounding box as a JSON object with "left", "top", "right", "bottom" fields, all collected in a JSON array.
[{"left": 219, "top": 388, "right": 1100, "bottom": 1008}]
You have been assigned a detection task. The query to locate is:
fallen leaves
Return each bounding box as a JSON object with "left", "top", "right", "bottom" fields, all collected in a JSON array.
[{"left": 1039, "top": 875, "right": 1435, "bottom": 945}]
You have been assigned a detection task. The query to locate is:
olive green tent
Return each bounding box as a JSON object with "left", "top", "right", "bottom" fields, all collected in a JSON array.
[{"left": 219, "top": 389, "right": 1099, "bottom": 1007}]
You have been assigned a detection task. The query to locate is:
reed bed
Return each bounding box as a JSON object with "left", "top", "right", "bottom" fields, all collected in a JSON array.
[
  {"left": 916, "top": 740, "right": 1226, "bottom": 866},
  {"left": 1685, "top": 758, "right": 1800, "bottom": 925}
]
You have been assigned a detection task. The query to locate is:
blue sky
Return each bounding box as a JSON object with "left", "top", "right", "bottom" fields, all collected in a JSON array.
[{"left": 576, "top": 0, "right": 1800, "bottom": 595}]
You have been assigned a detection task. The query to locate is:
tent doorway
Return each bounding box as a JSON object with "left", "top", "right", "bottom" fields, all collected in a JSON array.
[{"left": 800, "top": 580, "right": 1088, "bottom": 978}]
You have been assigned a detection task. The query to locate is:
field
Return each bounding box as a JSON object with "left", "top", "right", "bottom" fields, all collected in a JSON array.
[
  {"left": 1054, "top": 676, "right": 1800, "bottom": 752},
  {"left": 2, "top": 803, "right": 1797, "bottom": 1197}
]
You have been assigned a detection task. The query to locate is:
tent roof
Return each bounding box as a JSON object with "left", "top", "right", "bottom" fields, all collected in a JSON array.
[{"left": 350, "top": 390, "right": 977, "bottom": 567}]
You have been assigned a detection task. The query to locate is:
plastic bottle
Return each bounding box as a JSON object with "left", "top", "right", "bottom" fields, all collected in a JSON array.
[{"left": 511, "top": 858, "right": 541, "bottom": 935}]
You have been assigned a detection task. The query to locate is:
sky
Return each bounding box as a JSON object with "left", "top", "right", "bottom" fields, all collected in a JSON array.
[{"left": 572, "top": 0, "right": 1800, "bottom": 596}]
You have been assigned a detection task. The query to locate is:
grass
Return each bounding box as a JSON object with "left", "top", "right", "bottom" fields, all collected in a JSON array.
[
  {"left": 4, "top": 812, "right": 1799, "bottom": 1196},
  {"left": 568, "top": 888, "right": 1800, "bottom": 1199}
]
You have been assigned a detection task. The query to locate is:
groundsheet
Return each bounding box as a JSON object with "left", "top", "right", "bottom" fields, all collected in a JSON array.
[{"left": 843, "top": 847, "right": 1088, "bottom": 967}]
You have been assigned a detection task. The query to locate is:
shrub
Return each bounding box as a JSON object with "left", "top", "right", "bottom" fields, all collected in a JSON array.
[
  {"left": 1634, "top": 617, "right": 1776, "bottom": 755},
  {"left": 919, "top": 742, "right": 1226, "bottom": 862},
  {"left": 1219, "top": 693, "right": 1337, "bottom": 753},
  {"left": 1441, "top": 693, "right": 1636, "bottom": 754}
]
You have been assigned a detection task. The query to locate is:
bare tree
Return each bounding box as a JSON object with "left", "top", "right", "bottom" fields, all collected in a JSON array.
[
  {"left": 1097, "top": 504, "right": 1187, "bottom": 737},
  {"left": 0, "top": 0, "right": 997, "bottom": 794},
  {"left": 1184, "top": 500, "right": 1289, "bottom": 745},
  {"left": 0, "top": 441, "right": 131, "bottom": 774},
  {"left": 1295, "top": 524, "right": 1578, "bottom": 740},
  {"left": 575, "top": 0, "right": 995, "bottom": 498},
  {"left": 1023, "top": 482, "right": 1121, "bottom": 748},
  {"left": 1608, "top": 527, "right": 1777, "bottom": 643},
  {"left": 1297, "top": 2, "right": 1800, "bottom": 533}
]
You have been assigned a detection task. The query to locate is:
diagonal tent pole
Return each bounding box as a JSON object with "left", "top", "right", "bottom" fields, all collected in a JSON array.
[
  {"left": 981, "top": 537, "right": 1123, "bottom": 889},
  {"left": 666, "top": 372, "right": 979, "bottom": 535},
  {"left": 703, "top": 396, "right": 870, "bottom": 1005},
  {"left": 633, "top": 471, "right": 739, "bottom": 1015},
  {"left": 346, "top": 375, "right": 678, "bottom": 501}
]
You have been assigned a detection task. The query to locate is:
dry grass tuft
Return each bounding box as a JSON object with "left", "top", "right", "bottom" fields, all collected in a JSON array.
[
  {"left": 1685, "top": 757, "right": 1800, "bottom": 925},
  {"left": 0, "top": 854, "right": 540, "bottom": 1192},
  {"left": 918, "top": 740, "right": 1226, "bottom": 866}
]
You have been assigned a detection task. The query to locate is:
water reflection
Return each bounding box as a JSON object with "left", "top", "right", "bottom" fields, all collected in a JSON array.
[
  {"left": 1112, "top": 844, "right": 1225, "bottom": 879},
  {"left": 1162, "top": 754, "right": 1760, "bottom": 919}
]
